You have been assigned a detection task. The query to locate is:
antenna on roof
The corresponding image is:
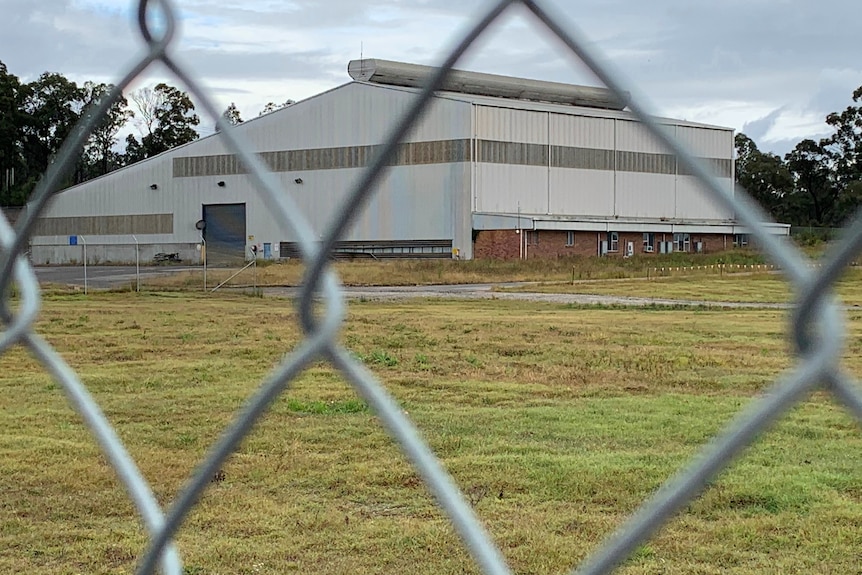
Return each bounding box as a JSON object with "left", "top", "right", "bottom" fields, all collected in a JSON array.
[{"left": 360, "top": 42, "right": 365, "bottom": 74}]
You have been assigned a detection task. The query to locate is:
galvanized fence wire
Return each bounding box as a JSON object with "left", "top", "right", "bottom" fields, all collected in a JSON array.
[{"left": 0, "top": 0, "right": 860, "bottom": 573}]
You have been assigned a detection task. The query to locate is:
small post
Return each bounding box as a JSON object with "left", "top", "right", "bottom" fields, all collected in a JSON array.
[
  {"left": 80, "top": 235, "right": 88, "bottom": 294},
  {"left": 199, "top": 231, "right": 207, "bottom": 291},
  {"left": 571, "top": 265, "right": 575, "bottom": 285},
  {"left": 132, "top": 235, "right": 140, "bottom": 292}
]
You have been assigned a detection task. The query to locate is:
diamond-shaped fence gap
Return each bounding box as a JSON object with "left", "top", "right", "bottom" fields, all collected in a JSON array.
[{"left": 443, "top": 3, "right": 601, "bottom": 89}]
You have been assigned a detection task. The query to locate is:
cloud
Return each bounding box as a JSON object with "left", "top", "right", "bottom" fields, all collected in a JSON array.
[{"left": 742, "top": 108, "right": 785, "bottom": 143}]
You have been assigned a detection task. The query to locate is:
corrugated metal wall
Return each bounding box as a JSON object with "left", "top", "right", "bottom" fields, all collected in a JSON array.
[
  {"left": 474, "top": 105, "right": 735, "bottom": 222},
  {"left": 673, "top": 127, "right": 735, "bottom": 219},
  {"left": 34, "top": 83, "right": 474, "bottom": 263},
  {"left": 549, "top": 170, "right": 614, "bottom": 216},
  {"left": 184, "top": 83, "right": 472, "bottom": 157},
  {"left": 33, "top": 82, "right": 736, "bottom": 264},
  {"left": 550, "top": 114, "right": 615, "bottom": 149},
  {"left": 475, "top": 106, "right": 548, "bottom": 144}
]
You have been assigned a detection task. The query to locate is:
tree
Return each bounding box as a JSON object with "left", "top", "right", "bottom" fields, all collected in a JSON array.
[
  {"left": 821, "top": 86, "right": 862, "bottom": 224},
  {"left": 737, "top": 84, "right": 862, "bottom": 228},
  {"left": 19, "top": 72, "right": 85, "bottom": 191},
  {"left": 0, "top": 61, "right": 26, "bottom": 205},
  {"left": 221, "top": 102, "right": 243, "bottom": 126},
  {"left": 785, "top": 138, "right": 836, "bottom": 226},
  {"left": 129, "top": 85, "right": 162, "bottom": 136},
  {"left": 77, "top": 82, "right": 133, "bottom": 181},
  {"left": 124, "top": 83, "right": 200, "bottom": 163},
  {"left": 258, "top": 99, "right": 295, "bottom": 116},
  {"left": 734, "top": 133, "right": 793, "bottom": 219}
]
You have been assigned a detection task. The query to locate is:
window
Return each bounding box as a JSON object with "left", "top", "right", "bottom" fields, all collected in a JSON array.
[
  {"left": 674, "top": 233, "right": 691, "bottom": 252},
  {"left": 608, "top": 231, "right": 619, "bottom": 252},
  {"left": 642, "top": 232, "right": 655, "bottom": 253},
  {"left": 528, "top": 230, "right": 539, "bottom": 246},
  {"left": 566, "top": 231, "right": 575, "bottom": 247},
  {"left": 733, "top": 234, "right": 749, "bottom": 248}
]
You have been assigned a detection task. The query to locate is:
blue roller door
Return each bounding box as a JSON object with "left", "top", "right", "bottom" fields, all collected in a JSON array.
[{"left": 203, "top": 203, "right": 246, "bottom": 265}]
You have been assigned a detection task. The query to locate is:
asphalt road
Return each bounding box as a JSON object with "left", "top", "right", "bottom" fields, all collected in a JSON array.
[{"left": 33, "top": 265, "right": 791, "bottom": 309}]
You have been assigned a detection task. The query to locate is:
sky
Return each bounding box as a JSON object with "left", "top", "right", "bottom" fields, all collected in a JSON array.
[{"left": 1, "top": 0, "right": 860, "bottom": 156}]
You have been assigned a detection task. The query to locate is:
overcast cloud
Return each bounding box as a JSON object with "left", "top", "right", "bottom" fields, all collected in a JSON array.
[{"left": 1, "top": 0, "right": 860, "bottom": 155}]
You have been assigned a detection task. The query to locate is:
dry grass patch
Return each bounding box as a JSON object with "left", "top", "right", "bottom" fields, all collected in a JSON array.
[
  {"left": 138, "top": 251, "right": 774, "bottom": 291},
  {"left": 498, "top": 266, "right": 862, "bottom": 306}
]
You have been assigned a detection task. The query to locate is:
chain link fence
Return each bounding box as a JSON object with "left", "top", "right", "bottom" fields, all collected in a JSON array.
[{"left": 2, "top": 0, "right": 861, "bottom": 573}]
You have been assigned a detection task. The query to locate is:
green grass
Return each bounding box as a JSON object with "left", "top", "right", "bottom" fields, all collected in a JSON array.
[{"left": 1, "top": 292, "right": 861, "bottom": 574}]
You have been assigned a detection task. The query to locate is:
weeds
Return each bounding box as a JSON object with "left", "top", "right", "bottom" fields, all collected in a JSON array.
[
  {"left": 138, "top": 251, "right": 780, "bottom": 291},
  {"left": 285, "top": 398, "right": 368, "bottom": 415},
  {"left": 358, "top": 349, "right": 399, "bottom": 367}
]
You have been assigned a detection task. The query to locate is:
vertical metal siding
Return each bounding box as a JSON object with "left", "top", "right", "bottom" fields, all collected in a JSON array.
[
  {"left": 272, "top": 163, "right": 460, "bottom": 243},
  {"left": 675, "top": 176, "right": 735, "bottom": 220},
  {"left": 675, "top": 126, "right": 733, "bottom": 159},
  {"left": 548, "top": 169, "right": 614, "bottom": 216},
  {"left": 549, "top": 113, "right": 615, "bottom": 149},
  {"left": 614, "top": 173, "right": 676, "bottom": 218},
  {"left": 173, "top": 83, "right": 472, "bottom": 157},
  {"left": 475, "top": 164, "right": 549, "bottom": 214},
  {"left": 474, "top": 106, "right": 549, "bottom": 144},
  {"left": 615, "top": 119, "right": 675, "bottom": 154}
]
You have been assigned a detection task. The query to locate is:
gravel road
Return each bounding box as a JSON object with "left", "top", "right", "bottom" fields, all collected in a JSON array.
[{"left": 34, "top": 266, "right": 792, "bottom": 309}]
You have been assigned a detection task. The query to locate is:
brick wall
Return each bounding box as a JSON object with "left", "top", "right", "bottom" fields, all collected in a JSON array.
[
  {"left": 701, "top": 234, "right": 729, "bottom": 253},
  {"left": 473, "top": 229, "right": 737, "bottom": 259},
  {"left": 473, "top": 230, "right": 520, "bottom": 259}
]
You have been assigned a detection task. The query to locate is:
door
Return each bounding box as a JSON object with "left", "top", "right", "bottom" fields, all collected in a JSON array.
[
  {"left": 202, "top": 203, "right": 246, "bottom": 265},
  {"left": 263, "top": 243, "right": 272, "bottom": 259}
]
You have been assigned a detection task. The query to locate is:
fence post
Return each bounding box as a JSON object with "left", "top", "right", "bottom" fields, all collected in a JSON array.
[
  {"left": 80, "top": 235, "right": 87, "bottom": 295},
  {"left": 132, "top": 235, "right": 139, "bottom": 292},
  {"left": 200, "top": 232, "right": 207, "bottom": 291}
]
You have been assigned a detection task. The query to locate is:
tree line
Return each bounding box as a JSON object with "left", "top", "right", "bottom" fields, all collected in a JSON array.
[
  {"left": 735, "top": 85, "right": 862, "bottom": 228},
  {"left": 0, "top": 60, "right": 293, "bottom": 206}
]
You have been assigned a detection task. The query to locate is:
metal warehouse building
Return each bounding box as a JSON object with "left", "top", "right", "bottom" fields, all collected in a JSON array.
[{"left": 29, "top": 59, "right": 789, "bottom": 265}]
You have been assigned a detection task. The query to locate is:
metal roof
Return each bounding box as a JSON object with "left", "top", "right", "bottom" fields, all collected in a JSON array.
[{"left": 348, "top": 58, "right": 626, "bottom": 110}]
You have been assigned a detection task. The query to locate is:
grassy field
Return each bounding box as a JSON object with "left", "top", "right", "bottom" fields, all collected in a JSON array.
[{"left": 2, "top": 291, "right": 862, "bottom": 574}]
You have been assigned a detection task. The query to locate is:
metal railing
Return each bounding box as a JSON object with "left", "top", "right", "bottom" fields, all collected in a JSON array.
[{"left": 1, "top": 1, "right": 860, "bottom": 574}]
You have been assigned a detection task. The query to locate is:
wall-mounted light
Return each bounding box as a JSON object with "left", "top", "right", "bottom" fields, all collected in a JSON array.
[
  {"left": 149, "top": 183, "right": 158, "bottom": 190},
  {"left": 294, "top": 178, "right": 303, "bottom": 184},
  {"left": 217, "top": 180, "right": 226, "bottom": 187}
]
